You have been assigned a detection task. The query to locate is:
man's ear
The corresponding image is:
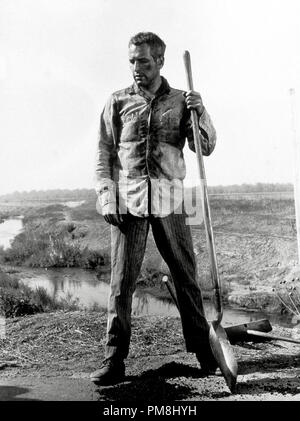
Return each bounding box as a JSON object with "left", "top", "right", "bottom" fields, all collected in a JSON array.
[{"left": 157, "top": 56, "right": 164, "bottom": 69}]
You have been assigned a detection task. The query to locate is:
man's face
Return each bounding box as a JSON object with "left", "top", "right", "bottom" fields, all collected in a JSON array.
[{"left": 128, "top": 43, "right": 162, "bottom": 88}]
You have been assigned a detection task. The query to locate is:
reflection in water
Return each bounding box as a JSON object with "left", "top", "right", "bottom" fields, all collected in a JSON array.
[
  {"left": 22, "top": 268, "right": 110, "bottom": 310},
  {"left": 0, "top": 217, "right": 23, "bottom": 249},
  {"left": 63, "top": 201, "right": 86, "bottom": 208},
  {"left": 20, "top": 267, "right": 295, "bottom": 327},
  {"left": 132, "top": 290, "right": 177, "bottom": 317}
]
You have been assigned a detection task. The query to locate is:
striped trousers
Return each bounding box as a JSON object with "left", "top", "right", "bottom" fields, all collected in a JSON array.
[{"left": 105, "top": 211, "right": 210, "bottom": 361}]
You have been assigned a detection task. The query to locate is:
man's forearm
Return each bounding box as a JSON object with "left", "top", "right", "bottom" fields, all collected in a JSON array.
[
  {"left": 199, "top": 108, "right": 217, "bottom": 155},
  {"left": 187, "top": 107, "right": 217, "bottom": 156}
]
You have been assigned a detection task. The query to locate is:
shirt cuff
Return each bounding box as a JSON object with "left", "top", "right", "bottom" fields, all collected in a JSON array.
[{"left": 95, "top": 179, "right": 116, "bottom": 207}]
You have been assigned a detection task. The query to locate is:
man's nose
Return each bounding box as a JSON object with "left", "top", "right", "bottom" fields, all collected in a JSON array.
[{"left": 133, "top": 61, "right": 141, "bottom": 72}]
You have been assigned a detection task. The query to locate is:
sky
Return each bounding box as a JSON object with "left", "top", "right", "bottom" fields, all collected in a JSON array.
[{"left": 0, "top": 0, "right": 300, "bottom": 195}]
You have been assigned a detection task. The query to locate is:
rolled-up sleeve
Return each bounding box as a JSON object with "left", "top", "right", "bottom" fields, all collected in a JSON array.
[
  {"left": 186, "top": 107, "right": 217, "bottom": 156},
  {"left": 95, "top": 95, "right": 118, "bottom": 206}
]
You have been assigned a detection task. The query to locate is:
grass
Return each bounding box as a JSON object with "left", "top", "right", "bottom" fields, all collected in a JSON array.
[
  {"left": 1, "top": 191, "right": 299, "bottom": 317},
  {"left": 0, "top": 210, "right": 109, "bottom": 269},
  {"left": 0, "top": 268, "right": 80, "bottom": 317},
  {"left": 273, "top": 268, "right": 300, "bottom": 321}
]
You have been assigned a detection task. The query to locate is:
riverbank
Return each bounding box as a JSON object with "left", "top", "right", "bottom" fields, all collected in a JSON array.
[
  {"left": 0, "top": 267, "right": 82, "bottom": 317},
  {"left": 0, "top": 309, "right": 300, "bottom": 401},
  {"left": 0, "top": 194, "right": 299, "bottom": 315}
]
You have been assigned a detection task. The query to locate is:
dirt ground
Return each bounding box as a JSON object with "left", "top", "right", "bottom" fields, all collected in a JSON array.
[{"left": 0, "top": 310, "right": 299, "bottom": 401}]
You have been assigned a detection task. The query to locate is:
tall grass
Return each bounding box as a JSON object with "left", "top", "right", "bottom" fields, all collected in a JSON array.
[
  {"left": 0, "top": 219, "right": 108, "bottom": 269},
  {"left": 0, "top": 268, "right": 79, "bottom": 317},
  {"left": 274, "top": 272, "right": 300, "bottom": 322}
]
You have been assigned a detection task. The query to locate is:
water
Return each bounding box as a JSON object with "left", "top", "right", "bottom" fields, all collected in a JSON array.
[
  {"left": 0, "top": 215, "right": 297, "bottom": 326},
  {"left": 63, "top": 200, "right": 86, "bottom": 208},
  {"left": 21, "top": 268, "right": 177, "bottom": 317},
  {"left": 20, "top": 267, "right": 297, "bottom": 327},
  {"left": 0, "top": 217, "right": 23, "bottom": 249}
]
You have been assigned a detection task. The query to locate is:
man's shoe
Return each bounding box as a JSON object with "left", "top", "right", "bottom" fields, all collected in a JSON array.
[{"left": 90, "top": 358, "right": 125, "bottom": 386}]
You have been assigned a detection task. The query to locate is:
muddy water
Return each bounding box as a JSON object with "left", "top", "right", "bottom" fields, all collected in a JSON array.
[{"left": 20, "top": 267, "right": 297, "bottom": 327}]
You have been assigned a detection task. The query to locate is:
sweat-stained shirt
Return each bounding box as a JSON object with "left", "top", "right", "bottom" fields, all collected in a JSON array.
[{"left": 95, "top": 76, "right": 216, "bottom": 217}]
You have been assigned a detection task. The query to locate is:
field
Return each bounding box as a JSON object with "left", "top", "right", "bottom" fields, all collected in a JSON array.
[
  {"left": 0, "top": 188, "right": 299, "bottom": 313},
  {"left": 1, "top": 188, "right": 300, "bottom": 402}
]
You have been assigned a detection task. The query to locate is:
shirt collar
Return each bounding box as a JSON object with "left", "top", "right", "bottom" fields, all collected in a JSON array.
[{"left": 129, "top": 76, "right": 171, "bottom": 98}]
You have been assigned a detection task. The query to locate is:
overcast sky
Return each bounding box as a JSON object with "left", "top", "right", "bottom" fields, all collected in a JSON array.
[{"left": 0, "top": 0, "right": 300, "bottom": 195}]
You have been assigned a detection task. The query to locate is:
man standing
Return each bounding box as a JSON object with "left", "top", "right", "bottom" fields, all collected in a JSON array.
[{"left": 91, "top": 32, "right": 217, "bottom": 385}]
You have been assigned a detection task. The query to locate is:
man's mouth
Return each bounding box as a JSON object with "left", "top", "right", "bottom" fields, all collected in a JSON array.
[{"left": 134, "top": 74, "right": 145, "bottom": 80}]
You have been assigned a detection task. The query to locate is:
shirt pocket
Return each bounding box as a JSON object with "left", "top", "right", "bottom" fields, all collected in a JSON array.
[
  {"left": 158, "top": 109, "right": 181, "bottom": 145},
  {"left": 120, "top": 114, "right": 140, "bottom": 142}
]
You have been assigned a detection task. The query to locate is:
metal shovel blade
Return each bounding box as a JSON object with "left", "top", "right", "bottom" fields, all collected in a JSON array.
[
  {"left": 209, "top": 321, "right": 238, "bottom": 393},
  {"left": 225, "top": 319, "right": 272, "bottom": 343}
]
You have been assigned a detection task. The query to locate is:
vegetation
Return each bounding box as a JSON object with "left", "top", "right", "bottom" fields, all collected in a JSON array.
[
  {"left": 0, "top": 210, "right": 14, "bottom": 223},
  {"left": 274, "top": 269, "right": 300, "bottom": 322},
  {"left": 0, "top": 188, "right": 96, "bottom": 202},
  {"left": 0, "top": 268, "right": 80, "bottom": 317},
  {"left": 0, "top": 183, "right": 293, "bottom": 203},
  {"left": 0, "top": 226, "right": 108, "bottom": 269},
  {"left": 0, "top": 203, "right": 109, "bottom": 269},
  {"left": 0, "top": 184, "right": 298, "bottom": 317}
]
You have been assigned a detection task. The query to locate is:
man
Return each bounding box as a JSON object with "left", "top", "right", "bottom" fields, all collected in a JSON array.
[{"left": 91, "top": 32, "right": 217, "bottom": 385}]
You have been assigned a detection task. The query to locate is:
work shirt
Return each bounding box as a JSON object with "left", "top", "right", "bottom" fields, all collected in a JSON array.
[{"left": 95, "top": 76, "right": 216, "bottom": 217}]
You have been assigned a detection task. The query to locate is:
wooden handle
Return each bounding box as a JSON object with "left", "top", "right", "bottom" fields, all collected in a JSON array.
[
  {"left": 247, "top": 330, "right": 300, "bottom": 344},
  {"left": 162, "top": 275, "right": 179, "bottom": 309},
  {"left": 183, "top": 51, "right": 205, "bottom": 181},
  {"left": 183, "top": 51, "right": 194, "bottom": 91},
  {"left": 183, "top": 50, "right": 222, "bottom": 321}
]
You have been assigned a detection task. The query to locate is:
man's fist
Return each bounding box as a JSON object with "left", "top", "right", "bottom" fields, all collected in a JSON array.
[
  {"left": 184, "top": 90, "right": 204, "bottom": 117},
  {"left": 102, "top": 202, "right": 123, "bottom": 226}
]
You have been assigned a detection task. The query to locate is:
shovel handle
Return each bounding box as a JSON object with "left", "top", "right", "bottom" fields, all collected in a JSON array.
[
  {"left": 183, "top": 50, "right": 222, "bottom": 321},
  {"left": 162, "top": 275, "right": 179, "bottom": 308},
  {"left": 247, "top": 329, "right": 300, "bottom": 344}
]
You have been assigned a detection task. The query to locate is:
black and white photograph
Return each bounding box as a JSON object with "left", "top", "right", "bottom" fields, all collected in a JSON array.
[{"left": 0, "top": 0, "right": 300, "bottom": 408}]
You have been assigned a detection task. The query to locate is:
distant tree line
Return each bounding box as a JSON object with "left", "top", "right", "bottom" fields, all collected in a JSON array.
[
  {"left": 0, "top": 183, "right": 293, "bottom": 202},
  {"left": 207, "top": 183, "right": 293, "bottom": 194},
  {"left": 0, "top": 188, "right": 97, "bottom": 202}
]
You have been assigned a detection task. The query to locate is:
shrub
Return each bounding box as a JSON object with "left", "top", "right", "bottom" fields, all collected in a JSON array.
[
  {"left": 0, "top": 221, "right": 108, "bottom": 270},
  {"left": 0, "top": 269, "right": 80, "bottom": 317},
  {"left": 0, "top": 270, "right": 20, "bottom": 289},
  {"left": 0, "top": 287, "right": 42, "bottom": 317},
  {"left": 32, "top": 287, "right": 60, "bottom": 310}
]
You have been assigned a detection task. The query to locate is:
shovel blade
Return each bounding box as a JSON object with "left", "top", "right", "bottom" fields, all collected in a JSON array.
[
  {"left": 209, "top": 322, "right": 238, "bottom": 393},
  {"left": 225, "top": 319, "right": 272, "bottom": 344}
]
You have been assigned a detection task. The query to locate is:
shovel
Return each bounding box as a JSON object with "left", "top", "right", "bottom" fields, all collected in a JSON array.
[
  {"left": 183, "top": 50, "right": 238, "bottom": 392},
  {"left": 245, "top": 330, "right": 300, "bottom": 344},
  {"left": 162, "top": 275, "right": 273, "bottom": 344}
]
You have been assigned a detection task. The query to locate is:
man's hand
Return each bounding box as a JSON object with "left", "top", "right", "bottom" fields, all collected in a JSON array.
[
  {"left": 184, "top": 90, "right": 204, "bottom": 117},
  {"left": 102, "top": 202, "right": 123, "bottom": 226}
]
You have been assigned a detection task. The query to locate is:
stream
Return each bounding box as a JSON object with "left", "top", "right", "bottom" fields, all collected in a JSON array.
[
  {"left": 18, "top": 267, "right": 297, "bottom": 327},
  {"left": 0, "top": 216, "right": 298, "bottom": 327}
]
